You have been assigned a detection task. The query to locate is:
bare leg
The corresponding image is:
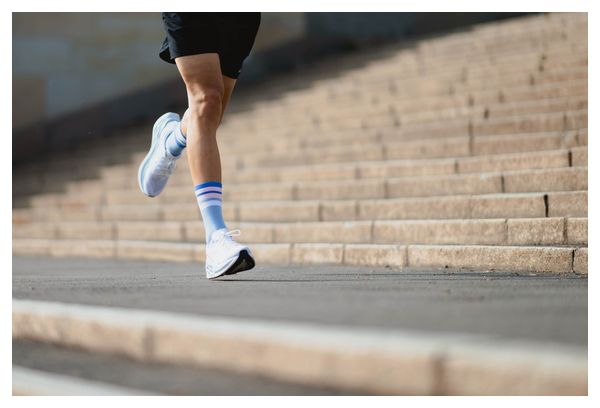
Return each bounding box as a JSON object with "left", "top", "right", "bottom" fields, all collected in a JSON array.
[
  {"left": 175, "top": 54, "right": 225, "bottom": 185},
  {"left": 181, "top": 75, "right": 237, "bottom": 134}
]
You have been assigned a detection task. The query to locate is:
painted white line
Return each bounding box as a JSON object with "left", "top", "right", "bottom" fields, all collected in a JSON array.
[
  {"left": 12, "top": 366, "right": 156, "bottom": 396},
  {"left": 12, "top": 299, "right": 587, "bottom": 395}
]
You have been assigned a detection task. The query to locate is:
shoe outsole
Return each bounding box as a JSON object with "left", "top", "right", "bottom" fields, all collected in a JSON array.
[
  {"left": 138, "top": 112, "right": 179, "bottom": 198},
  {"left": 208, "top": 250, "right": 256, "bottom": 280}
]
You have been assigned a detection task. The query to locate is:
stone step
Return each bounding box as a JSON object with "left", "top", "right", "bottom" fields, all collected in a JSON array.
[
  {"left": 13, "top": 125, "right": 586, "bottom": 199},
  {"left": 231, "top": 66, "right": 587, "bottom": 130},
  {"left": 119, "top": 130, "right": 585, "bottom": 184},
  {"left": 26, "top": 166, "right": 587, "bottom": 209},
  {"left": 224, "top": 83, "right": 587, "bottom": 134},
  {"left": 12, "top": 191, "right": 587, "bottom": 224},
  {"left": 11, "top": 238, "right": 586, "bottom": 274},
  {"left": 12, "top": 298, "right": 587, "bottom": 395},
  {"left": 220, "top": 110, "right": 588, "bottom": 158},
  {"left": 12, "top": 217, "right": 588, "bottom": 247},
  {"left": 12, "top": 83, "right": 587, "bottom": 196},
  {"left": 94, "top": 147, "right": 577, "bottom": 190},
  {"left": 15, "top": 77, "right": 587, "bottom": 188},
  {"left": 255, "top": 47, "right": 586, "bottom": 111}
]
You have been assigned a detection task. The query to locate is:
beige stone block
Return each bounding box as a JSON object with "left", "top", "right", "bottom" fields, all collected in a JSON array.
[
  {"left": 442, "top": 344, "right": 587, "bottom": 395},
  {"left": 473, "top": 133, "right": 561, "bottom": 156},
  {"left": 161, "top": 204, "right": 200, "bottom": 222},
  {"left": 577, "top": 129, "right": 588, "bottom": 146},
  {"left": 149, "top": 324, "right": 438, "bottom": 395},
  {"left": 343, "top": 244, "right": 407, "bottom": 267},
  {"left": 29, "top": 193, "right": 62, "bottom": 207},
  {"left": 105, "top": 190, "right": 152, "bottom": 205},
  {"left": 12, "top": 310, "right": 148, "bottom": 361},
  {"left": 457, "top": 150, "right": 569, "bottom": 174},
  {"left": 291, "top": 243, "right": 344, "bottom": 264},
  {"left": 507, "top": 218, "right": 565, "bottom": 245},
  {"left": 388, "top": 173, "right": 502, "bottom": 198},
  {"left": 566, "top": 218, "right": 587, "bottom": 245},
  {"left": 52, "top": 207, "right": 99, "bottom": 222},
  {"left": 117, "top": 241, "right": 197, "bottom": 262},
  {"left": 239, "top": 201, "right": 319, "bottom": 222},
  {"left": 60, "top": 191, "right": 105, "bottom": 207},
  {"left": 408, "top": 245, "right": 573, "bottom": 273},
  {"left": 274, "top": 221, "right": 372, "bottom": 243},
  {"left": 320, "top": 200, "right": 357, "bottom": 221},
  {"left": 49, "top": 239, "right": 116, "bottom": 258},
  {"left": 374, "top": 219, "right": 506, "bottom": 245},
  {"left": 100, "top": 205, "right": 161, "bottom": 222},
  {"left": 13, "top": 222, "right": 56, "bottom": 239},
  {"left": 573, "top": 248, "right": 587, "bottom": 274},
  {"left": 116, "top": 222, "right": 182, "bottom": 242},
  {"left": 472, "top": 112, "right": 565, "bottom": 136},
  {"left": 470, "top": 194, "right": 546, "bottom": 219},
  {"left": 12, "top": 209, "right": 34, "bottom": 224},
  {"left": 158, "top": 188, "right": 195, "bottom": 204},
  {"left": 12, "top": 238, "right": 52, "bottom": 256},
  {"left": 279, "top": 163, "right": 357, "bottom": 182},
  {"left": 359, "top": 196, "right": 471, "bottom": 221},
  {"left": 297, "top": 179, "right": 385, "bottom": 200},
  {"left": 57, "top": 222, "right": 114, "bottom": 240},
  {"left": 102, "top": 175, "right": 134, "bottom": 189},
  {"left": 249, "top": 244, "right": 291, "bottom": 264},
  {"left": 226, "top": 168, "right": 281, "bottom": 184},
  {"left": 570, "top": 147, "right": 587, "bottom": 166},
  {"left": 547, "top": 192, "right": 587, "bottom": 217},
  {"left": 386, "top": 137, "right": 470, "bottom": 160},
  {"left": 565, "top": 110, "right": 587, "bottom": 129},
  {"left": 503, "top": 167, "right": 587, "bottom": 193},
  {"left": 399, "top": 120, "right": 469, "bottom": 140},
  {"left": 227, "top": 183, "right": 294, "bottom": 201},
  {"left": 359, "top": 159, "right": 456, "bottom": 179}
]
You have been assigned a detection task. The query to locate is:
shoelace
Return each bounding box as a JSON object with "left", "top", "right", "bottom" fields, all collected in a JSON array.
[{"left": 212, "top": 229, "right": 241, "bottom": 248}]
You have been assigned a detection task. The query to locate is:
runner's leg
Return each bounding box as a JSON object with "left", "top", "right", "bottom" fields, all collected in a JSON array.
[
  {"left": 180, "top": 75, "right": 236, "bottom": 134},
  {"left": 175, "top": 54, "right": 225, "bottom": 185}
]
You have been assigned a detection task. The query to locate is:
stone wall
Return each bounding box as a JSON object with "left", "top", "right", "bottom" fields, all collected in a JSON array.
[{"left": 12, "top": 12, "right": 305, "bottom": 129}]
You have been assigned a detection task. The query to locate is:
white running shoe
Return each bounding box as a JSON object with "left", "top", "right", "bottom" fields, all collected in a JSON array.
[
  {"left": 138, "top": 112, "right": 181, "bottom": 197},
  {"left": 205, "top": 228, "right": 255, "bottom": 279}
]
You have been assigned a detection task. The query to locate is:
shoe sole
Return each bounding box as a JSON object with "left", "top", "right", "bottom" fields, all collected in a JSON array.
[
  {"left": 138, "top": 112, "right": 179, "bottom": 197},
  {"left": 208, "top": 250, "right": 256, "bottom": 280}
]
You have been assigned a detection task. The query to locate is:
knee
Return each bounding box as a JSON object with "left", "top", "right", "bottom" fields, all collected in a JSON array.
[{"left": 186, "top": 85, "right": 223, "bottom": 125}]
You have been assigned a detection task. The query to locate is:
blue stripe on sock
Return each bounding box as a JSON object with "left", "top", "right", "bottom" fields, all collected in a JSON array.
[
  {"left": 196, "top": 190, "right": 222, "bottom": 197},
  {"left": 194, "top": 181, "right": 222, "bottom": 190},
  {"left": 175, "top": 138, "right": 186, "bottom": 148}
]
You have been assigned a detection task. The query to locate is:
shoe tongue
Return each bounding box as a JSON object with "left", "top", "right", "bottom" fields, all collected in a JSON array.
[{"left": 210, "top": 229, "right": 228, "bottom": 243}]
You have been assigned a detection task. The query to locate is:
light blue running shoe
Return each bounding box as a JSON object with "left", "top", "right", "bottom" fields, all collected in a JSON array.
[{"left": 138, "top": 112, "right": 181, "bottom": 197}]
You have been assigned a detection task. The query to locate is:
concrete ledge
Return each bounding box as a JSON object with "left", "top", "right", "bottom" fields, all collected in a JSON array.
[
  {"left": 13, "top": 239, "right": 585, "bottom": 274},
  {"left": 50, "top": 239, "right": 116, "bottom": 259},
  {"left": 117, "top": 241, "right": 199, "bottom": 263},
  {"left": 12, "top": 366, "right": 153, "bottom": 396},
  {"left": 573, "top": 248, "right": 588, "bottom": 275},
  {"left": 344, "top": 244, "right": 407, "bottom": 267},
  {"left": 12, "top": 299, "right": 587, "bottom": 395},
  {"left": 291, "top": 243, "right": 344, "bottom": 264},
  {"left": 407, "top": 244, "right": 575, "bottom": 273}
]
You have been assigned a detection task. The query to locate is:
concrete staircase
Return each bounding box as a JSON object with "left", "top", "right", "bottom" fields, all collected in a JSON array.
[{"left": 13, "top": 12, "right": 588, "bottom": 274}]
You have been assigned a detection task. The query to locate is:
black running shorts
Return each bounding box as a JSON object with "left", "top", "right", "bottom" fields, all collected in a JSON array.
[{"left": 159, "top": 12, "right": 261, "bottom": 79}]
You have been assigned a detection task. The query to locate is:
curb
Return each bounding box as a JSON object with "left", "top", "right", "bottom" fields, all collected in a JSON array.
[
  {"left": 12, "top": 239, "right": 586, "bottom": 274},
  {"left": 13, "top": 299, "right": 587, "bottom": 395}
]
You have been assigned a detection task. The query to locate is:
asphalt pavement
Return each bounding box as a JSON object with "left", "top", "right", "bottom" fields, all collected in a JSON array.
[{"left": 12, "top": 255, "right": 588, "bottom": 346}]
